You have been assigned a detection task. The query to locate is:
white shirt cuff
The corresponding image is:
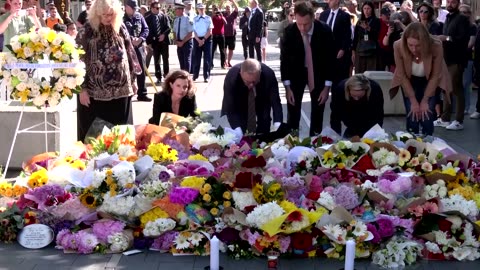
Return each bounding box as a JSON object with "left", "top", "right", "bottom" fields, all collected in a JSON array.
[
  {"left": 325, "top": 81, "right": 332, "bottom": 87},
  {"left": 283, "top": 80, "right": 291, "bottom": 87},
  {"left": 272, "top": 122, "right": 281, "bottom": 132}
]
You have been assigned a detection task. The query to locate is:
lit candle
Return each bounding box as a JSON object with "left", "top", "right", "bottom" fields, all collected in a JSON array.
[
  {"left": 344, "top": 239, "right": 355, "bottom": 270},
  {"left": 210, "top": 235, "right": 220, "bottom": 270}
]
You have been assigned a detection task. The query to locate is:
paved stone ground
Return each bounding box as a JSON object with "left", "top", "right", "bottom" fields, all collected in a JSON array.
[{"left": 1, "top": 29, "right": 480, "bottom": 269}]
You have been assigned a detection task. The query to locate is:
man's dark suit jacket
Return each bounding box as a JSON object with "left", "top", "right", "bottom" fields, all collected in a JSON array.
[
  {"left": 248, "top": 7, "right": 264, "bottom": 40},
  {"left": 148, "top": 91, "right": 197, "bottom": 125},
  {"left": 280, "top": 20, "right": 336, "bottom": 92},
  {"left": 221, "top": 63, "right": 283, "bottom": 134},
  {"left": 319, "top": 9, "right": 352, "bottom": 55},
  {"left": 145, "top": 12, "right": 171, "bottom": 45}
]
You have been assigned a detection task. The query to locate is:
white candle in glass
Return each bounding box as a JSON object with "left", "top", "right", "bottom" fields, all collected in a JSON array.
[
  {"left": 344, "top": 239, "right": 355, "bottom": 270},
  {"left": 210, "top": 235, "right": 220, "bottom": 270}
]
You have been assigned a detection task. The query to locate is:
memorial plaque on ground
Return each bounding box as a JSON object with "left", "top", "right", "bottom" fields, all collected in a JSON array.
[{"left": 17, "top": 224, "right": 54, "bottom": 249}]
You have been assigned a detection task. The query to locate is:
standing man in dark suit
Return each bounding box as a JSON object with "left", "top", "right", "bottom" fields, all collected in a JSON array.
[
  {"left": 280, "top": 1, "right": 336, "bottom": 136},
  {"left": 319, "top": 0, "right": 352, "bottom": 86},
  {"left": 221, "top": 59, "right": 283, "bottom": 134},
  {"left": 248, "top": 0, "right": 263, "bottom": 62},
  {"left": 145, "top": 1, "right": 171, "bottom": 84},
  {"left": 240, "top": 8, "right": 251, "bottom": 60}
]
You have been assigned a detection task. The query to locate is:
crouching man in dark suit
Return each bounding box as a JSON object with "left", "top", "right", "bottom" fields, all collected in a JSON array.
[{"left": 221, "top": 59, "right": 283, "bottom": 135}]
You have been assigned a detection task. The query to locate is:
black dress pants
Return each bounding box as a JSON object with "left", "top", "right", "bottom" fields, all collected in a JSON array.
[
  {"left": 212, "top": 35, "right": 226, "bottom": 68},
  {"left": 248, "top": 36, "right": 261, "bottom": 62},
  {"left": 151, "top": 41, "right": 169, "bottom": 80},
  {"left": 77, "top": 96, "right": 132, "bottom": 142},
  {"left": 286, "top": 72, "right": 325, "bottom": 136}
]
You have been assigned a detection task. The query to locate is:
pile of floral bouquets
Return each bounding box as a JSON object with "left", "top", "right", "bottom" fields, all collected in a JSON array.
[{"left": 2, "top": 122, "right": 480, "bottom": 269}]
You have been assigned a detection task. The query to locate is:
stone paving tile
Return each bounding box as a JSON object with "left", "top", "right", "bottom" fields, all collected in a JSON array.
[
  {"left": 0, "top": 263, "right": 35, "bottom": 270},
  {"left": 156, "top": 262, "right": 195, "bottom": 270},
  {"left": 71, "top": 254, "right": 111, "bottom": 269}
]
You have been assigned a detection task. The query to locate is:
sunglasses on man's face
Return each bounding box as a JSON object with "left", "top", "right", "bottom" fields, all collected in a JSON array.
[{"left": 152, "top": 6, "right": 160, "bottom": 9}]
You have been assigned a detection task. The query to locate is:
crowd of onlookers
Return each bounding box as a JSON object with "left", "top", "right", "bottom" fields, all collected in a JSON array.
[
  {"left": 274, "top": 0, "right": 479, "bottom": 133},
  {"left": 1, "top": 0, "right": 480, "bottom": 140}
]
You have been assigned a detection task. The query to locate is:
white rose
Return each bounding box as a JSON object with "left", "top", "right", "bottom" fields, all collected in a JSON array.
[
  {"left": 437, "top": 180, "right": 445, "bottom": 186},
  {"left": 10, "top": 41, "right": 21, "bottom": 51},
  {"left": 52, "top": 70, "right": 61, "bottom": 79},
  {"left": 48, "top": 97, "right": 60, "bottom": 107},
  {"left": 62, "top": 54, "right": 70, "bottom": 61},
  {"left": 6, "top": 54, "right": 17, "bottom": 64},
  {"left": 58, "top": 76, "right": 67, "bottom": 84},
  {"left": 75, "top": 67, "right": 86, "bottom": 77},
  {"left": 29, "top": 33, "right": 40, "bottom": 43},
  {"left": 4, "top": 77, "right": 12, "bottom": 85},
  {"left": 23, "top": 47, "right": 34, "bottom": 58},
  {"left": 44, "top": 47, "right": 52, "bottom": 56},
  {"left": 17, "top": 71, "right": 29, "bottom": 82},
  {"left": 428, "top": 189, "right": 437, "bottom": 198},
  {"left": 41, "top": 39, "right": 49, "bottom": 47},
  {"left": 75, "top": 76, "right": 84, "bottom": 85},
  {"left": 66, "top": 77, "right": 77, "bottom": 89},
  {"left": 31, "top": 84, "right": 40, "bottom": 93},
  {"left": 55, "top": 82, "right": 64, "bottom": 92},
  {"left": 431, "top": 184, "right": 439, "bottom": 191},
  {"left": 32, "top": 94, "right": 47, "bottom": 107},
  {"left": 53, "top": 50, "right": 63, "bottom": 59},
  {"left": 30, "top": 88, "right": 40, "bottom": 97},
  {"left": 2, "top": 70, "right": 11, "bottom": 79},
  {"left": 16, "top": 82, "right": 27, "bottom": 91},
  {"left": 52, "top": 37, "right": 62, "bottom": 46},
  {"left": 11, "top": 68, "right": 20, "bottom": 77},
  {"left": 65, "top": 68, "right": 75, "bottom": 75}
]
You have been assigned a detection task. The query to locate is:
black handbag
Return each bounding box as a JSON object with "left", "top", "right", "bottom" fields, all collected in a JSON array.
[{"left": 357, "top": 39, "right": 377, "bottom": 57}]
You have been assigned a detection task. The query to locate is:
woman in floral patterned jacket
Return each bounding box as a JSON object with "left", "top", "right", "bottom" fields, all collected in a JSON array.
[{"left": 76, "top": 0, "right": 141, "bottom": 142}]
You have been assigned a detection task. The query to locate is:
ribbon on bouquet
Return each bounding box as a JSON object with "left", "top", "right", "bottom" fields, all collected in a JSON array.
[{"left": 3, "top": 62, "right": 81, "bottom": 69}]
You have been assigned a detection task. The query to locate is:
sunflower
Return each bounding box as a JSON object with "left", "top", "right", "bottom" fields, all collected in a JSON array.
[{"left": 80, "top": 192, "right": 98, "bottom": 208}]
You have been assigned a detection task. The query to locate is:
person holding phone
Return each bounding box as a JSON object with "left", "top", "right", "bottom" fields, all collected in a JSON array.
[
  {"left": 0, "top": 0, "right": 41, "bottom": 51},
  {"left": 211, "top": 6, "right": 226, "bottom": 69},
  {"left": 351, "top": 1, "right": 380, "bottom": 74}
]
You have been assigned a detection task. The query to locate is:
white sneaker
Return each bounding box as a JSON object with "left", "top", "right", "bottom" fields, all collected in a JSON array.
[
  {"left": 433, "top": 118, "right": 450, "bottom": 127},
  {"left": 470, "top": 112, "right": 480, "bottom": 119},
  {"left": 446, "top": 120, "right": 464, "bottom": 130}
]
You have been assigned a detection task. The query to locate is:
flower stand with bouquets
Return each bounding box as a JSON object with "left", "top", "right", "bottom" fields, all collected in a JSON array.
[{"left": 0, "top": 27, "right": 85, "bottom": 181}]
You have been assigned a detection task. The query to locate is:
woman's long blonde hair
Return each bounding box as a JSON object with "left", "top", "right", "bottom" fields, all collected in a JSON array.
[
  {"left": 87, "top": 0, "right": 124, "bottom": 33},
  {"left": 401, "top": 22, "right": 435, "bottom": 59}
]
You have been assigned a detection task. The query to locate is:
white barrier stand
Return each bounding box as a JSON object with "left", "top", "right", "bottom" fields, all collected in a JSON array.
[
  {"left": 1, "top": 61, "right": 80, "bottom": 179},
  {"left": 1, "top": 102, "right": 61, "bottom": 179}
]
